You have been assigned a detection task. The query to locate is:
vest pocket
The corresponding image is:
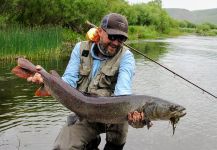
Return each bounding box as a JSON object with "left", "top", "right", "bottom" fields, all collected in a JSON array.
[
  {"left": 98, "top": 66, "right": 118, "bottom": 90},
  {"left": 101, "top": 66, "right": 118, "bottom": 76},
  {"left": 78, "top": 69, "right": 90, "bottom": 83},
  {"left": 77, "top": 66, "right": 91, "bottom": 90},
  {"left": 79, "top": 65, "right": 91, "bottom": 76}
]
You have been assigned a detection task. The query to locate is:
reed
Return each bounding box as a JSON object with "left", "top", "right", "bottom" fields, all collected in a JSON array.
[{"left": 0, "top": 25, "right": 65, "bottom": 60}]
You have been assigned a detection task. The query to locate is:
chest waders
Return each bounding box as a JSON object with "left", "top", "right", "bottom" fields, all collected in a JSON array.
[
  {"left": 53, "top": 41, "right": 128, "bottom": 150},
  {"left": 78, "top": 41, "right": 128, "bottom": 150}
]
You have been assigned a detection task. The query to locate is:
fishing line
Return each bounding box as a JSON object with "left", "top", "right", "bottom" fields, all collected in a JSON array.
[{"left": 86, "top": 21, "right": 217, "bottom": 99}]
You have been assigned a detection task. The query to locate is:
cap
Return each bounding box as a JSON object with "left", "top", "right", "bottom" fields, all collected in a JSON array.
[{"left": 100, "top": 13, "right": 128, "bottom": 38}]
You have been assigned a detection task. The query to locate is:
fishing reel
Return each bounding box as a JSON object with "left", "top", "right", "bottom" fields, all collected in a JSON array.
[{"left": 86, "top": 27, "right": 100, "bottom": 43}]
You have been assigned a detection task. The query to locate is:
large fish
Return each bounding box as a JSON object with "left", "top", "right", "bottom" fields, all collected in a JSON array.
[{"left": 12, "top": 58, "right": 186, "bottom": 134}]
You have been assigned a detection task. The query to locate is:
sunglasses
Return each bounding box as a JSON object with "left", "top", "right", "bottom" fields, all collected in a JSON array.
[
  {"left": 108, "top": 34, "right": 127, "bottom": 43},
  {"left": 102, "top": 28, "right": 127, "bottom": 43}
]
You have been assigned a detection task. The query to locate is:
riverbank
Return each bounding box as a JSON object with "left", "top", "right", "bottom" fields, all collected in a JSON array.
[
  {"left": 4, "top": 24, "right": 216, "bottom": 61},
  {"left": 1, "top": 24, "right": 215, "bottom": 61},
  {"left": 0, "top": 25, "right": 184, "bottom": 60}
]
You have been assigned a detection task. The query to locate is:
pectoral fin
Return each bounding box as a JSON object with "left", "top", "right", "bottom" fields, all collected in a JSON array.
[{"left": 35, "top": 85, "right": 50, "bottom": 97}]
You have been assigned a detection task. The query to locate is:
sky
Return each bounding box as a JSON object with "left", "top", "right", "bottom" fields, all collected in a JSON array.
[{"left": 127, "top": 0, "right": 217, "bottom": 11}]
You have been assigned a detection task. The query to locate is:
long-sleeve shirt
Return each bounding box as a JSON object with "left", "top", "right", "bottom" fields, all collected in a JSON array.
[{"left": 62, "top": 42, "right": 135, "bottom": 96}]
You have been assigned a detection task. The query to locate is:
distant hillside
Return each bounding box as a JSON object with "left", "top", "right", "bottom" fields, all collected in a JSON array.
[{"left": 165, "top": 8, "right": 217, "bottom": 25}]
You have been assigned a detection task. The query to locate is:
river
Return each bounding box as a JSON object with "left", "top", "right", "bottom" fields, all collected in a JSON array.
[{"left": 0, "top": 35, "right": 217, "bottom": 150}]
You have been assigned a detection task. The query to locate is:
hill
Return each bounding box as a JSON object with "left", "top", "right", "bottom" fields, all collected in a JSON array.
[{"left": 165, "top": 8, "right": 217, "bottom": 24}]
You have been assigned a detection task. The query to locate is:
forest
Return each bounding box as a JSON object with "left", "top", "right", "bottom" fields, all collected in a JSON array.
[{"left": 0, "top": 0, "right": 216, "bottom": 59}]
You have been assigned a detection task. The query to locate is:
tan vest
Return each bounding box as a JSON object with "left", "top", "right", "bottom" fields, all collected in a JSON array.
[{"left": 77, "top": 41, "right": 127, "bottom": 96}]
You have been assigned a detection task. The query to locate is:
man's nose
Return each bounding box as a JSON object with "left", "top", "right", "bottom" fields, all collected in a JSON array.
[{"left": 111, "top": 39, "right": 121, "bottom": 45}]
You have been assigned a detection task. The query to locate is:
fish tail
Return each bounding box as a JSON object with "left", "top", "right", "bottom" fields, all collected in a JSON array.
[{"left": 11, "top": 66, "right": 33, "bottom": 79}]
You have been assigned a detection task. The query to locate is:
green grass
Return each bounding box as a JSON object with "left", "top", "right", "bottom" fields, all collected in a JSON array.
[
  {"left": 128, "top": 25, "right": 159, "bottom": 40},
  {"left": 128, "top": 25, "right": 183, "bottom": 40},
  {"left": 0, "top": 25, "right": 69, "bottom": 60}
]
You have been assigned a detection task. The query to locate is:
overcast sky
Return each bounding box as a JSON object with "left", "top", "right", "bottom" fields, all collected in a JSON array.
[{"left": 127, "top": 0, "right": 217, "bottom": 10}]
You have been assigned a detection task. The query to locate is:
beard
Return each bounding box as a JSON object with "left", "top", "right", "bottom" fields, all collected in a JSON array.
[{"left": 98, "top": 39, "right": 122, "bottom": 57}]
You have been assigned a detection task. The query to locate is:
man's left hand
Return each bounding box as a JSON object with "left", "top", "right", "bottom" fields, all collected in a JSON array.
[{"left": 128, "top": 111, "right": 153, "bottom": 128}]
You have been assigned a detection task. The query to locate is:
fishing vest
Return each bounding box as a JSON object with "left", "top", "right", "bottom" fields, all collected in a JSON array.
[{"left": 77, "top": 41, "right": 127, "bottom": 96}]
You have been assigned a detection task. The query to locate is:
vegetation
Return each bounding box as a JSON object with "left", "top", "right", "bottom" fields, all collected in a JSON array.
[
  {"left": 0, "top": 25, "right": 84, "bottom": 59},
  {"left": 178, "top": 20, "right": 217, "bottom": 36},
  {"left": 166, "top": 8, "right": 217, "bottom": 36},
  {"left": 0, "top": 0, "right": 216, "bottom": 60}
]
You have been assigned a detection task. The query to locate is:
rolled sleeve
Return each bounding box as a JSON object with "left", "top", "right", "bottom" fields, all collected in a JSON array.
[
  {"left": 62, "top": 42, "right": 81, "bottom": 88},
  {"left": 114, "top": 50, "right": 135, "bottom": 96}
]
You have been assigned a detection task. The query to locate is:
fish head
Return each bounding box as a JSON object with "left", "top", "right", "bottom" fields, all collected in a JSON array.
[
  {"left": 143, "top": 100, "right": 186, "bottom": 135},
  {"left": 144, "top": 100, "right": 186, "bottom": 121},
  {"left": 158, "top": 103, "right": 186, "bottom": 120}
]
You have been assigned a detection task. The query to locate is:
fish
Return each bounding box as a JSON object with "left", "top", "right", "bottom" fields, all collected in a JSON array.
[{"left": 12, "top": 58, "right": 186, "bottom": 134}]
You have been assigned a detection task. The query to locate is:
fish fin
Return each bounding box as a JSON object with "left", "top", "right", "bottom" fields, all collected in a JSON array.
[
  {"left": 11, "top": 66, "right": 33, "bottom": 79},
  {"left": 171, "top": 122, "right": 177, "bottom": 135},
  {"left": 50, "top": 70, "right": 61, "bottom": 78},
  {"left": 170, "top": 117, "right": 179, "bottom": 135},
  {"left": 35, "top": 85, "right": 50, "bottom": 97},
  {"left": 144, "top": 119, "right": 152, "bottom": 130}
]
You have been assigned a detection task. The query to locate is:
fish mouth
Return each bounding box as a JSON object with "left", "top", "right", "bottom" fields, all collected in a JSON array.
[
  {"left": 170, "top": 106, "right": 186, "bottom": 119},
  {"left": 179, "top": 108, "right": 187, "bottom": 117}
]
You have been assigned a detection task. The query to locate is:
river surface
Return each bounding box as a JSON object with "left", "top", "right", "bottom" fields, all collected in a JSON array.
[{"left": 0, "top": 35, "right": 217, "bottom": 150}]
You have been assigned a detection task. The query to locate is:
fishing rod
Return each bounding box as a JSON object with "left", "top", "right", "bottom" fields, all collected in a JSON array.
[{"left": 86, "top": 21, "right": 217, "bottom": 99}]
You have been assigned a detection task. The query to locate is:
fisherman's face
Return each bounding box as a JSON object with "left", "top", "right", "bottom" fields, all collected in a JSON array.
[{"left": 98, "top": 28, "right": 127, "bottom": 56}]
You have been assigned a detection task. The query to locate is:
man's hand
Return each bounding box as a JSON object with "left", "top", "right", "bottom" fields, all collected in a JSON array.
[
  {"left": 128, "top": 111, "right": 153, "bottom": 128},
  {"left": 27, "top": 65, "right": 43, "bottom": 84}
]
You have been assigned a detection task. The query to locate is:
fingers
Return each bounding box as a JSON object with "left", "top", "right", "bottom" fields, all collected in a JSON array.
[
  {"left": 128, "top": 111, "right": 154, "bottom": 129},
  {"left": 27, "top": 73, "right": 43, "bottom": 84},
  {"left": 128, "top": 111, "right": 144, "bottom": 122},
  {"left": 36, "top": 65, "right": 42, "bottom": 70},
  {"left": 132, "top": 111, "right": 142, "bottom": 122},
  {"left": 27, "top": 76, "right": 33, "bottom": 82}
]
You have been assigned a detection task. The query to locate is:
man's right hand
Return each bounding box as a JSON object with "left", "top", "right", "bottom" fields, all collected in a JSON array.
[{"left": 27, "top": 65, "right": 44, "bottom": 84}]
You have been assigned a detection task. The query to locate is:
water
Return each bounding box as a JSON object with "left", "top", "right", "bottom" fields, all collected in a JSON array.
[{"left": 1, "top": 35, "right": 217, "bottom": 150}]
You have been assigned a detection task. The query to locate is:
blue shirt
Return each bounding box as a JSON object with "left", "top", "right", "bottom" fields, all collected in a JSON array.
[{"left": 62, "top": 42, "right": 135, "bottom": 96}]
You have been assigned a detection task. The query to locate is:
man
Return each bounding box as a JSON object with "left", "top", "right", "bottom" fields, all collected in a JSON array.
[{"left": 29, "top": 13, "right": 147, "bottom": 150}]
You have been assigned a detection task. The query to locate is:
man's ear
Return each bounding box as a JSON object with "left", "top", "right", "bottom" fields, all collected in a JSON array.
[{"left": 98, "top": 28, "right": 103, "bottom": 36}]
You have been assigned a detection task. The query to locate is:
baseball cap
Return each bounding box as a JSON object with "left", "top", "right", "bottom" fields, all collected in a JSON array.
[{"left": 100, "top": 13, "right": 128, "bottom": 38}]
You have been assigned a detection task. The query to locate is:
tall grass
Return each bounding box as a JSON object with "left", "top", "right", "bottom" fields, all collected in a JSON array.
[
  {"left": 0, "top": 25, "right": 66, "bottom": 60},
  {"left": 128, "top": 25, "right": 183, "bottom": 40}
]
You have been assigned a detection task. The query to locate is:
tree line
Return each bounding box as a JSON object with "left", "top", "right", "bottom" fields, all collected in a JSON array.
[
  {"left": 1, "top": 0, "right": 216, "bottom": 37},
  {"left": 0, "top": 0, "right": 178, "bottom": 34}
]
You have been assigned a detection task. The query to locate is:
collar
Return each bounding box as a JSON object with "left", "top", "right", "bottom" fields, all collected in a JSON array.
[{"left": 90, "top": 43, "right": 108, "bottom": 61}]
